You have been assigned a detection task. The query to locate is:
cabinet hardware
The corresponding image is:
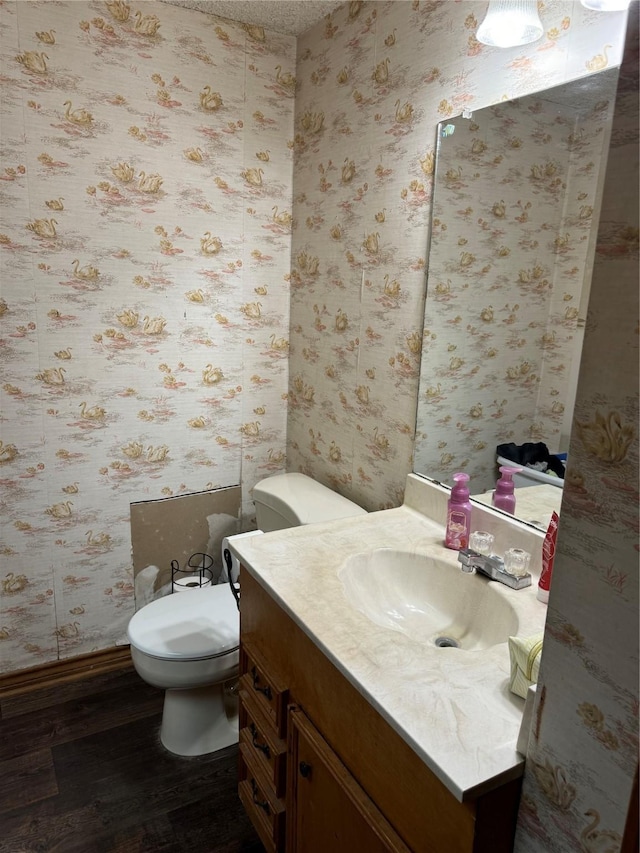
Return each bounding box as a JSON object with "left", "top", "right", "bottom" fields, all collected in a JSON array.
[
  {"left": 251, "top": 666, "right": 273, "bottom": 700},
  {"left": 249, "top": 722, "right": 271, "bottom": 759},
  {"left": 250, "top": 778, "right": 271, "bottom": 815},
  {"left": 299, "top": 761, "right": 312, "bottom": 778}
]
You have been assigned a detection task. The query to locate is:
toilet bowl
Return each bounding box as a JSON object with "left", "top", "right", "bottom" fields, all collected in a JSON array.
[
  {"left": 127, "top": 583, "right": 239, "bottom": 756},
  {"left": 127, "top": 473, "right": 366, "bottom": 756}
]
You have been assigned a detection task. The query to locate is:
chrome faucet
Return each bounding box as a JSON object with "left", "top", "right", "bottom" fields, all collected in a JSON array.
[{"left": 458, "top": 548, "right": 532, "bottom": 590}]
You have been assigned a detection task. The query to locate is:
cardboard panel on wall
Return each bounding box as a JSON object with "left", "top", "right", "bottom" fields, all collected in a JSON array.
[{"left": 130, "top": 486, "right": 241, "bottom": 607}]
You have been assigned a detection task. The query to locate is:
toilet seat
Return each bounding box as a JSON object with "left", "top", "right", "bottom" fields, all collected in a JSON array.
[{"left": 127, "top": 585, "right": 238, "bottom": 661}]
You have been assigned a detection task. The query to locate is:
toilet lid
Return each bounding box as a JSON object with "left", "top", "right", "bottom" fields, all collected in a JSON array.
[{"left": 127, "top": 585, "right": 239, "bottom": 661}]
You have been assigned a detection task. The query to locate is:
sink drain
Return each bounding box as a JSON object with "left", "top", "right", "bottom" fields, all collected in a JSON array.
[{"left": 435, "top": 636, "right": 459, "bottom": 649}]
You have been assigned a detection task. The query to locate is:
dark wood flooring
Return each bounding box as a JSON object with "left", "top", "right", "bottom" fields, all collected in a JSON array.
[{"left": 0, "top": 664, "right": 265, "bottom": 853}]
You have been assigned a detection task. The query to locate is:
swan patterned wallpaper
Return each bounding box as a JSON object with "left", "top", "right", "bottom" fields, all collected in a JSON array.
[
  {"left": 414, "top": 82, "right": 615, "bottom": 493},
  {"left": 516, "top": 7, "right": 638, "bottom": 849},
  {"left": 0, "top": 0, "right": 295, "bottom": 672},
  {"left": 288, "top": 3, "right": 635, "bottom": 849},
  {"left": 287, "top": 0, "right": 627, "bottom": 511},
  {"left": 0, "top": 1, "right": 636, "bottom": 847}
]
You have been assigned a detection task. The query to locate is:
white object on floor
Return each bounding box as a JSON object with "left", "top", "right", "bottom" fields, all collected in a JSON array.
[{"left": 128, "top": 584, "right": 239, "bottom": 756}]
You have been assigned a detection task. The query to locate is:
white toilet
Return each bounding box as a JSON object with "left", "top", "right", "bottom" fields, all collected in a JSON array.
[{"left": 127, "top": 473, "right": 366, "bottom": 756}]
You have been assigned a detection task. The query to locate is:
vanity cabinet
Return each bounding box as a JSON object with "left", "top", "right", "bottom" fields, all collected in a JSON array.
[
  {"left": 238, "top": 641, "right": 406, "bottom": 853},
  {"left": 238, "top": 568, "right": 522, "bottom": 853},
  {"left": 287, "top": 706, "right": 410, "bottom": 852}
]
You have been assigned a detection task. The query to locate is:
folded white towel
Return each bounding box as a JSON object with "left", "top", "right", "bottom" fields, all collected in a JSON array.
[{"left": 508, "top": 633, "right": 543, "bottom": 699}]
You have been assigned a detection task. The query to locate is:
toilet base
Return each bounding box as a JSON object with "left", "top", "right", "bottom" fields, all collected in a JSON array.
[{"left": 160, "top": 680, "right": 239, "bottom": 757}]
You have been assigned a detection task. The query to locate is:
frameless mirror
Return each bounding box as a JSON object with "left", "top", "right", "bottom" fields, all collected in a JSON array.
[{"left": 413, "top": 69, "right": 619, "bottom": 528}]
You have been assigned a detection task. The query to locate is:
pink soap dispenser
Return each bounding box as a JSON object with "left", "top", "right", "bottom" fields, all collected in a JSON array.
[
  {"left": 445, "top": 472, "right": 471, "bottom": 551},
  {"left": 492, "top": 466, "right": 521, "bottom": 515}
]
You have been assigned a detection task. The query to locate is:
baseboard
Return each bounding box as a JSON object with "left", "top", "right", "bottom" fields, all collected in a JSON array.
[{"left": 0, "top": 645, "right": 133, "bottom": 699}]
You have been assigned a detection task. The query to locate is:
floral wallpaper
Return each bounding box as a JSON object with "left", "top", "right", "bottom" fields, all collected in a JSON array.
[
  {"left": 287, "top": 1, "right": 635, "bottom": 848},
  {"left": 0, "top": 0, "right": 295, "bottom": 673},
  {"left": 515, "top": 4, "right": 638, "bottom": 848},
  {"left": 287, "top": 0, "right": 628, "bottom": 511},
  {"left": 414, "top": 73, "right": 617, "bottom": 493},
  {"left": 0, "top": 0, "right": 636, "bottom": 846}
]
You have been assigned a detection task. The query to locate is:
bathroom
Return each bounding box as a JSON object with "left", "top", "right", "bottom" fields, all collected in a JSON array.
[{"left": 0, "top": 0, "right": 637, "bottom": 850}]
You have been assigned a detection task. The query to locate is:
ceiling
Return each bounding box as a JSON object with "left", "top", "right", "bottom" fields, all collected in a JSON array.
[{"left": 158, "top": 0, "right": 344, "bottom": 36}]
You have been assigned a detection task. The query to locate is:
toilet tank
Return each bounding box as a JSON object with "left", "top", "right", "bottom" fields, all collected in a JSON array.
[{"left": 253, "top": 473, "right": 367, "bottom": 532}]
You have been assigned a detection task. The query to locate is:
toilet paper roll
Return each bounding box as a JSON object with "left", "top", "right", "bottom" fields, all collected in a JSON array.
[
  {"left": 172, "top": 576, "right": 212, "bottom": 593},
  {"left": 220, "top": 530, "right": 263, "bottom": 583}
]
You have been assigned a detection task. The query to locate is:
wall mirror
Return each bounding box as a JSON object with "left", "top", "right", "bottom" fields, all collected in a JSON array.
[{"left": 413, "top": 68, "right": 619, "bottom": 528}]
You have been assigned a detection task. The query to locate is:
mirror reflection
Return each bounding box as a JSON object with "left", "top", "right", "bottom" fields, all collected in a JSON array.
[{"left": 413, "top": 69, "right": 619, "bottom": 527}]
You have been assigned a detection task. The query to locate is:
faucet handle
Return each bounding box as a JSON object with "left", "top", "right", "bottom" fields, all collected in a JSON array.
[
  {"left": 503, "top": 548, "right": 531, "bottom": 578},
  {"left": 469, "top": 530, "right": 494, "bottom": 555}
]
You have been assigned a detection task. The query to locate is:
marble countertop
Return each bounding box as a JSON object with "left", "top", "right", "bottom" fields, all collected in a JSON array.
[{"left": 230, "top": 476, "right": 548, "bottom": 802}]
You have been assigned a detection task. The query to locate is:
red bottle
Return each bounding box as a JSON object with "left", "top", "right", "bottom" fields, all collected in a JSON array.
[{"left": 538, "top": 511, "right": 559, "bottom": 603}]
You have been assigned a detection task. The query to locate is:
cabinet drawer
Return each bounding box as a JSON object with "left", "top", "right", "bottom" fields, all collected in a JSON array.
[
  {"left": 239, "top": 688, "right": 287, "bottom": 797},
  {"left": 239, "top": 755, "right": 286, "bottom": 853},
  {"left": 240, "top": 640, "right": 289, "bottom": 738}
]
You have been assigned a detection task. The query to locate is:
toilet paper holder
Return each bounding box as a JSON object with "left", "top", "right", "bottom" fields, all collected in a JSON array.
[{"left": 171, "top": 552, "right": 215, "bottom": 592}]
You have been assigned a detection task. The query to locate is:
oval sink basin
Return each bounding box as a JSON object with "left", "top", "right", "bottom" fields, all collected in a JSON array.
[{"left": 338, "top": 548, "right": 519, "bottom": 651}]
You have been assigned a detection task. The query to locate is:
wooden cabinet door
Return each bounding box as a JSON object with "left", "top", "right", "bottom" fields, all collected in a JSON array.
[{"left": 287, "top": 707, "right": 410, "bottom": 853}]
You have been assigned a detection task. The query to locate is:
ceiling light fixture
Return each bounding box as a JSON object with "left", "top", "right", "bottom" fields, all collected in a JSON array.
[
  {"left": 476, "top": 0, "right": 544, "bottom": 48},
  {"left": 580, "top": 0, "right": 630, "bottom": 10}
]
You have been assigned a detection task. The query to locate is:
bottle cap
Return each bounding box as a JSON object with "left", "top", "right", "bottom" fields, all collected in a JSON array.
[
  {"left": 451, "top": 472, "right": 470, "bottom": 502},
  {"left": 496, "top": 465, "right": 521, "bottom": 494}
]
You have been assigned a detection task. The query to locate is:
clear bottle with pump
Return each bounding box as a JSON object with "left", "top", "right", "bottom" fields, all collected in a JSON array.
[
  {"left": 445, "top": 472, "right": 471, "bottom": 551},
  {"left": 492, "top": 465, "right": 521, "bottom": 515}
]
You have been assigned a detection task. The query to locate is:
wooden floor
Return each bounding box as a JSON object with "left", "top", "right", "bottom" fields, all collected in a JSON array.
[{"left": 0, "top": 663, "right": 265, "bottom": 853}]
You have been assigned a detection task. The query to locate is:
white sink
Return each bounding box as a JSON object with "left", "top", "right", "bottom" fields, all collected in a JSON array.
[{"left": 338, "top": 548, "right": 519, "bottom": 651}]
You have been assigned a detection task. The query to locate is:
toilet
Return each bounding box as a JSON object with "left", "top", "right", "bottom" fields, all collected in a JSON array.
[{"left": 127, "top": 473, "right": 366, "bottom": 756}]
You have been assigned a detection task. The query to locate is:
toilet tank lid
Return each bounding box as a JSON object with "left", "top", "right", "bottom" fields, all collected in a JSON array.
[{"left": 253, "top": 473, "right": 367, "bottom": 525}]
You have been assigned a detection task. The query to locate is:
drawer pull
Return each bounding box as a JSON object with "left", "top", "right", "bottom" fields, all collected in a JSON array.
[
  {"left": 299, "top": 761, "right": 312, "bottom": 779},
  {"left": 249, "top": 723, "right": 271, "bottom": 759},
  {"left": 250, "top": 778, "right": 271, "bottom": 815},
  {"left": 251, "top": 666, "right": 273, "bottom": 700}
]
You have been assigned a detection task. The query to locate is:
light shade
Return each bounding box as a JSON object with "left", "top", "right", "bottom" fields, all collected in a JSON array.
[
  {"left": 580, "top": 0, "right": 630, "bottom": 10},
  {"left": 476, "top": 0, "right": 544, "bottom": 48}
]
